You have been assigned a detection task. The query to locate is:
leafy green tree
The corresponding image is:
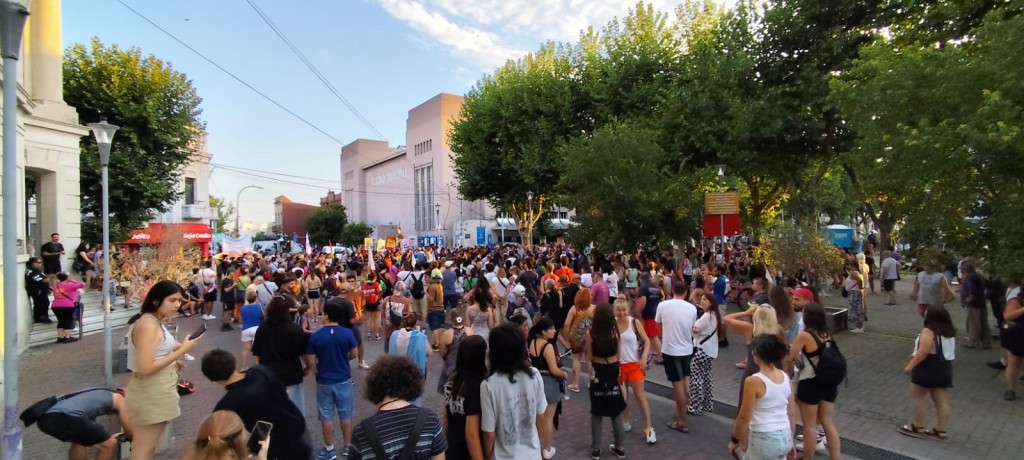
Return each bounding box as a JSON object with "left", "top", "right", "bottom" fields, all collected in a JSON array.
[
  {"left": 305, "top": 204, "right": 348, "bottom": 246},
  {"left": 832, "top": 8, "right": 1024, "bottom": 278},
  {"left": 208, "top": 196, "right": 234, "bottom": 234},
  {"left": 339, "top": 222, "right": 374, "bottom": 248},
  {"left": 65, "top": 38, "right": 204, "bottom": 241},
  {"left": 559, "top": 123, "right": 704, "bottom": 250},
  {"left": 252, "top": 231, "right": 277, "bottom": 242},
  {"left": 450, "top": 42, "right": 578, "bottom": 245}
]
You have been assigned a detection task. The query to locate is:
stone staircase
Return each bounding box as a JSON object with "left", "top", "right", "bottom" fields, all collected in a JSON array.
[{"left": 29, "top": 290, "right": 138, "bottom": 348}]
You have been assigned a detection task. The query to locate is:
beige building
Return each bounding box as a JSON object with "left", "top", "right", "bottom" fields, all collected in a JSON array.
[
  {"left": 152, "top": 132, "right": 217, "bottom": 228},
  {"left": 341, "top": 93, "right": 494, "bottom": 247}
]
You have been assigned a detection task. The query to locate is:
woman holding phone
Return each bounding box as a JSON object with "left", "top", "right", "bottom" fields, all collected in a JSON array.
[{"left": 125, "top": 280, "right": 202, "bottom": 459}]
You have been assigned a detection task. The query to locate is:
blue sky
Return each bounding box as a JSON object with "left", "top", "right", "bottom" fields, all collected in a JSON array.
[{"left": 63, "top": 0, "right": 692, "bottom": 226}]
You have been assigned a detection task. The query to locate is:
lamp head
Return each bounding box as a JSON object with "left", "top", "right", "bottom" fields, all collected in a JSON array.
[
  {"left": 717, "top": 166, "right": 724, "bottom": 178},
  {"left": 88, "top": 117, "right": 120, "bottom": 146}
]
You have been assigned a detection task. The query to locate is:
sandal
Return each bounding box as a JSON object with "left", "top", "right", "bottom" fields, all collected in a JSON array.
[
  {"left": 924, "top": 428, "right": 948, "bottom": 442},
  {"left": 666, "top": 420, "right": 689, "bottom": 433},
  {"left": 568, "top": 384, "right": 581, "bottom": 393},
  {"left": 897, "top": 423, "right": 925, "bottom": 438}
]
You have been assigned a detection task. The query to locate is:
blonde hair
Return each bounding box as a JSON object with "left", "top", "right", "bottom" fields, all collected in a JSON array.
[
  {"left": 183, "top": 411, "right": 248, "bottom": 460},
  {"left": 751, "top": 304, "right": 780, "bottom": 336},
  {"left": 613, "top": 298, "right": 633, "bottom": 317},
  {"left": 245, "top": 289, "right": 258, "bottom": 303}
]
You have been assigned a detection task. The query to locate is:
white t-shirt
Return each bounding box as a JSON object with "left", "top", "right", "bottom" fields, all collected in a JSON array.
[
  {"left": 605, "top": 272, "right": 620, "bottom": 297},
  {"left": 480, "top": 368, "right": 547, "bottom": 460},
  {"left": 580, "top": 273, "right": 593, "bottom": 288},
  {"left": 199, "top": 268, "right": 217, "bottom": 293},
  {"left": 255, "top": 281, "right": 278, "bottom": 306},
  {"left": 881, "top": 257, "right": 900, "bottom": 280},
  {"left": 693, "top": 312, "right": 719, "bottom": 359},
  {"left": 1006, "top": 287, "right": 1021, "bottom": 303},
  {"left": 913, "top": 333, "right": 956, "bottom": 361},
  {"left": 655, "top": 298, "right": 698, "bottom": 356}
]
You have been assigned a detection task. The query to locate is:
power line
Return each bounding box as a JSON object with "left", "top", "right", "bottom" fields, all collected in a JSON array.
[
  {"left": 114, "top": 0, "right": 344, "bottom": 144},
  {"left": 244, "top": 0, "right": 387, "bottom": 141},
  {"left": 212, "top": 162, "right": 339, "bottom": 185}
]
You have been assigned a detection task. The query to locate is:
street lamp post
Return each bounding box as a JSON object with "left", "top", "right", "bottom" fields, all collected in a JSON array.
[
  {"left": 88, "top": 118, "right": 120, "bottom": 390},
  {"left": 1, "top": 2, "right": 29, "bottom": 458},
  {"left": 234, "top": 185, "right": 264, "bottom": 236},
  {"left": 434, "top": 203, "right": 441, "bottom": 246},
  {"left": 718, "top": 166, "right": 725, "bottom": 246}
]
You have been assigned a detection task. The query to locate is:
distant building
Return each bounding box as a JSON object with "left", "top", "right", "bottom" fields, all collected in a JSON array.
[
  {"left": 320, "top": 190, "right": 342, "bottom": 207},
  {"left": 274, "top": 195, "right": 317, "bottom": 237},
  {"left": 340, "top": 93, "right": 494, "bottom": 246}
]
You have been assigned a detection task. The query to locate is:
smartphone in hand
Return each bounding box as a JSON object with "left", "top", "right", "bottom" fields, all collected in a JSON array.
[
  {"left": 189, "top": 323, "right": 206, "bottom": 340},
  {"left": 247, "top": 420, "right": 273, "bottom": 454}
]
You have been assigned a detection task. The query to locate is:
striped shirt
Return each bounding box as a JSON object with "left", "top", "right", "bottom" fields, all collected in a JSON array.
[{"left": 349, "top": 405, "right": 447, "bottom": 459}]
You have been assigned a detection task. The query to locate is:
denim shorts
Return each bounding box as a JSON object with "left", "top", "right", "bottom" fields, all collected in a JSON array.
[
  {"left": 747, "top": 429, "right": 793, "bottom": 460},
  {"left": 427, "top": 311, "right": 446, "bottom": 330},
  {"left": 316, "top": 380, "right": 353, "bottom": 422}
]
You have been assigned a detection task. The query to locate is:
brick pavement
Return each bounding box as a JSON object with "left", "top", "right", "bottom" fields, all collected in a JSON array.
[
  {"left": 18, "top": 276, "right": 1020, "bottom": 459},
  {"left": 19, "top": 315, "right": 737, "bottom": 459}
]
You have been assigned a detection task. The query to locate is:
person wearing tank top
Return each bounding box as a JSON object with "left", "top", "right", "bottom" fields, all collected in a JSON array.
[
  {"left": 730, "top": 334, "right": 794, "bottom": 460},
  {"left": 437, "top": 309, "right": 473, "bottom": 395},
  {"left": 614, "top": 298, "right": 656, "bottom": 445},
  {"left": 527, "top": 317, "right": 570, "bottom": 460},
  {"left": 787, "top": 303, "right": 842, "bottom": 458},
  {"left": 125, "top": 281, "right": 202, "bottom": 460},
  {"left": 913, "top": 264, "right": 953, "bottom": 318}
]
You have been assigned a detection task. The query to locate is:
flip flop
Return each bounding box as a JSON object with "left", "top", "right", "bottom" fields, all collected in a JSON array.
[{"left": 666, "top": 420, "right": 689, "bottom": 433}]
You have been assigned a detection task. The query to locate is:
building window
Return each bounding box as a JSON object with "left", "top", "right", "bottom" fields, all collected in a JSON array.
[
  {"left": 184, "top": 177, "right": 196, "bottom": 205},
  {"left": 413, "top": 139, "right": 433, "bottom": 157},
  {"left": 414, "top": 165, "right": 434, "bottom": 231}
]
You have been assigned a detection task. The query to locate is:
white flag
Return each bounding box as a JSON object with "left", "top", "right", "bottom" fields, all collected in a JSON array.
[{"left": 305, "top": 233, "right": 312, "bottom": 255}]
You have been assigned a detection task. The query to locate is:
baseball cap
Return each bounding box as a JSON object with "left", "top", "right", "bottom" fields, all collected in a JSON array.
[
  {"left": 513, "top": 285, "right": 526, "bottom": 296},
  {"left": 339, "top": 282, "right": 354, "bottom": 294},
  {"left": 431, "top": 269, "right": 442, "bottom": 279},
  {"left": 444, "top": 261, "right": 453, "bottom": 267},
  {"left": 792, "top": 287, "right": 814, "bottom": 302}
]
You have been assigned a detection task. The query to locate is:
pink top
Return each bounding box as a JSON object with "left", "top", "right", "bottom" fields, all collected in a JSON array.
[{"left": 52, "top": 281, "right": 85, "bottom": 308}]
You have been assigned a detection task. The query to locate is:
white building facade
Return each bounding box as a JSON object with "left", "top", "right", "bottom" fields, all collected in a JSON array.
[{"left": 152, "top": 132, "right": 217, "bottom": 228}]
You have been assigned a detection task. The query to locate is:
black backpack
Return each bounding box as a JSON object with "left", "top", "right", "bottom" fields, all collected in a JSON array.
[
  {"left": 806, "top": 334, "right": 847, "bottom": 387},
  {"left": 410, "top": 273, "right": 425, "bottom": 300}
]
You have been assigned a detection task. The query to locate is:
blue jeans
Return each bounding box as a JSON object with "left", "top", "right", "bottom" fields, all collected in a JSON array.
[
  {"left": 316, "top": 380, "right": 353, "bottom": 422},
  {"left": 747, "top": 429, "right": 793, "bottom": 460},
  {"left": 286, "top": 383, "right": 305, "bottom": 417}
]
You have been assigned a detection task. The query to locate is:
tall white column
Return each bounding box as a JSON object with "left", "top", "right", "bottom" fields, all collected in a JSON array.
[{"left": 28, "top": 0, "right": 61, "bottom": 103}]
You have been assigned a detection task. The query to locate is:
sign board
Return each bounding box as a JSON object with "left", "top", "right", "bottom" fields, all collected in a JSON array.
[
  {"left": 703, "top": 214, "right": 742, "bottom": 238},
  {"left": 438, "top": 235, "right": 445, "bottom": 247},
  {"left": 376, "top": 238, "right": 386, "bottom": 252},
  {"left": 476, "top": 227, "right": 486, "bottom": 245},
  {"left": 704, "top": 192, "right": 740, "bottom": 215},
  {"left": 364, "top": 238, "right": 373, "bottom": 251},
  {"left": 385, "top": 236, "right": 397, "bottom": 249}
]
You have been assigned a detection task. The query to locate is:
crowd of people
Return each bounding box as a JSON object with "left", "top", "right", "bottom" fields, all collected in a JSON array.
[{"left": 25, "top": 238, "right": 1024, "bottom": 459}]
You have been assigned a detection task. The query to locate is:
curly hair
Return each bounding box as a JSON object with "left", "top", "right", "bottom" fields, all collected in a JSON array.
[{"left": 363, "top": 356, "right": 424, "bottom": 404}]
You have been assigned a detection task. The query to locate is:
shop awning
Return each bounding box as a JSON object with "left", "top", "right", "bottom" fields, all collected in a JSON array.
[{"left": 125, "top": 223, "right": 213, "bottom": 244}]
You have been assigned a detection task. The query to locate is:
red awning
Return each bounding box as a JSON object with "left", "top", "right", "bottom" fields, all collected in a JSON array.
[{"left": 125, "top": 223, "right": 213, "bottom": 244}]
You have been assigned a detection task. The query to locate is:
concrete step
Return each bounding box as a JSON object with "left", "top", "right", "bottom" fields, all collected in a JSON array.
[{"left": 29, "top": 291, "right": 137, "bottom": 348}]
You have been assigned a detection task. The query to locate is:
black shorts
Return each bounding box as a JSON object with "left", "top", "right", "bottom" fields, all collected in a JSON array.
[
  {"left": 363, "top": 301, "right": 380, "bottom": 312},
  {"left": 37, "top": 412, "right": 110, "bottom": 446},
  {"left": 663, "top": 353, "right": 693, "bottom": 382},
  {"left": 797, "top": 377, "right": 838, "bottom": 405},
  {"left": 203, "top": 291, "right": 217, "bottom": 302},
  {"left": 307, "top": 289, "right": 320, "bottom": 300},
  {"left": 883, "top": 280, "right": 896, "bottom": 292},
  {"left": 43, "top": 262, "right": 61, "bottom": 275},
  {"left": 223, "top": 300, "right": 236, "bottom": 312}
]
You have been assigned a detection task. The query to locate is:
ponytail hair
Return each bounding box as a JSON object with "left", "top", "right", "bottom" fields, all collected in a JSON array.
[
  {"left": 182, "top": 410, "right": 248, "bottom": 460},
  {"left": 128, "top": 280, "right": 184, "bottom": 325}
]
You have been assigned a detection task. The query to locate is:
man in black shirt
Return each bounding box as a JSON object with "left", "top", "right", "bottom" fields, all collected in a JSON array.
[
  {"left": 25, "top": 257, "right": 52, "bottom": 323},
  {"left": 251, "top": 298, "right": 310, "bottom": 415},
  {"left": 40, "top": 232, "right": 65, "bottom": 283},
  {"left": 201, "top": 349, "right": 312, "bottom": 460},
  {"left": 517, "top": 260, "right": 540, "bottom": 303}
]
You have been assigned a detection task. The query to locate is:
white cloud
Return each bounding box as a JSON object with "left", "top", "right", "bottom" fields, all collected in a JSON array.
[{"left": 371, "top": 0, "right": 690, "bottom": 71}]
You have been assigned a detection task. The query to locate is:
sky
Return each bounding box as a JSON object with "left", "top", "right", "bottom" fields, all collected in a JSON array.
[{"left": 63, "top": 0, "right": 697, "bottom": 227}]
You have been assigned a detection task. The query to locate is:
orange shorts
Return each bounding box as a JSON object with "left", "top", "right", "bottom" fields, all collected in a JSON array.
[
  {"left": 619, "top": 361, "right": 645, "bottom": 383},
  {"left": 643, "top": 319, "right": 660, "bottom": 338}
]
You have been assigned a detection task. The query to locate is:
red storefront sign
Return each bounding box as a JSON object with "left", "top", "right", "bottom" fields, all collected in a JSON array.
[
  {"left": 125, "top": 223, "right": 213, "bottom": 244},
  {"left": 124, "top": 223, "right": 213, "bottom": 257},
  {"left": 703, "top": 214, "right": 742, "bottom": 238}
]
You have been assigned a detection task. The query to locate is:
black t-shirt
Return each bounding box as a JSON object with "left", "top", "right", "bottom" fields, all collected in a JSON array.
[
  {"left": 640, "top": 283, "right": 662, "bottom": 320},
  {"left": 220, "top": 277, "right": 235, "bottom": 303},
  {"left": 214, "top": 366, "right": 310, "bottom": 460},
  {"left": 518, "top": 270, "right": 539, "bottom": 300},
  {"left": 443, "top": 380, "right": 482, "bottom": 460},
  {"left": 251, "top": 321, "right": 309, "bottom": 385},
  {"left": 326, "top": 298, "right": 357, "bottom": 329},
  {"left": 41, "top": 242, "right": 63, "bottom": 266},
  {"left": 561, "top": 284, "right": 580, "bottom": 311}
]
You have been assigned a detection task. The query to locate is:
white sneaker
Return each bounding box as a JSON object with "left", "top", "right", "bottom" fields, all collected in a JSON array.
[
  {"left": 542, "top": 446, "right": 556, "bottom": 459},
  {"left": 795, "top": 438, "right": 826, "bottom": 453},
  {"left": 645, "top": 428, "right": 657, "bottom": 444},
  {"left": 358, "top": 360, "right": 370, "bottom": 370},
  {"left": 623, "top": 422, "right": 632, "bottom": 432},
  {"left": 850, "top": 328, "right": 864, "bottom": 334},
  {"left": 203, "top": 314, "right": 216, "bottom": 320}
]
